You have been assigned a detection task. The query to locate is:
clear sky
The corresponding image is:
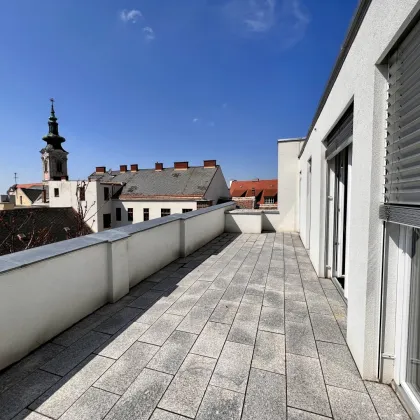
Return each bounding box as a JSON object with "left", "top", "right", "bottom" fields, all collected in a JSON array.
[{"left": 0, "top": 0, "right": 358, "bottom": 193}]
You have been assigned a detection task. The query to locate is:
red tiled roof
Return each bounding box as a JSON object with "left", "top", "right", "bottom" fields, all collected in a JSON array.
[
  {"left": 16, "top": 183, "right": 43, "bottom": 189},
  {"left": 230, "top": 179, "right": 277, "bottom": 205}
]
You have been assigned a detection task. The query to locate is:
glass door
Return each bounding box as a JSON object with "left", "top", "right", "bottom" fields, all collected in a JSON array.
[{"left": 332, "top": 147, "right": 349, "bottom": 289}]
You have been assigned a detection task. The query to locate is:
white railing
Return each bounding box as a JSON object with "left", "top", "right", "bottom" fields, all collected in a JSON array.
[{"left": 0, "top": 202, "right": 235, "bottom": 371}]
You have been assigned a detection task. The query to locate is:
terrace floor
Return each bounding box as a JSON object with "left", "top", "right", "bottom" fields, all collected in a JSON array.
[{"left": 0, "top": 233, "right": 410, "bottom": 420}]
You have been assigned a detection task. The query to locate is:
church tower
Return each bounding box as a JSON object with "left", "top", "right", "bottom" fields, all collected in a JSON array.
[{"left": 40, "top": 99, "right": 69, "bottom": 181}]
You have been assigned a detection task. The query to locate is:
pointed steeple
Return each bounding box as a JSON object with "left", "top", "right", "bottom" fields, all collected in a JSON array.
[{"left": 42, "top": 98, "right": 66, "bottom": 151}]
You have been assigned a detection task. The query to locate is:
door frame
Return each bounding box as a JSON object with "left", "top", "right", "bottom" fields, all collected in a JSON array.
[{"left": 306, "top": 158, "right": 312, "bottom": 250}]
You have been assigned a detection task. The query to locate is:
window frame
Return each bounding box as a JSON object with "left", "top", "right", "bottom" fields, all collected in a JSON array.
[
  {"left": 104, "top": 187, "right": 110, "bottom": 201},
  {"left": 182, "top": 209, "right": 193, "bottom": 213},
  {"left": 143, "top": 208, "right": 149, "bottom": 221},
  {"left": 54, "top": 188, "right": 60, "bottom": 198},
  {"left": 161, "top": 208, "right": 171, "bottom": 217},
  {"left": 128, "top": 208, "right": 134, "bottom": 222},
  {"left": 103, "top": 213, "right": 112, "bottom": 229},
  {"left": 116, "top": 207, "right": 122, "bottom": 222}
]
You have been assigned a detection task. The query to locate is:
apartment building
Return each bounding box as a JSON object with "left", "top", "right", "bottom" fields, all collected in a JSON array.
[{"left": 277, "top": 0, "right": 420, "bottom": 415}]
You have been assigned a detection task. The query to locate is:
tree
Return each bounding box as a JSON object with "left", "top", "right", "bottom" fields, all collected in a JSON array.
[{"left": 0, "top": 210, "right": 54, "bottom": 256}]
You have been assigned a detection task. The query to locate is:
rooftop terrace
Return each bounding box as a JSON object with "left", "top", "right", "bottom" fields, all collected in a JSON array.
[{"left": 0, "top": 232, "right": 409, "bottom": 419}]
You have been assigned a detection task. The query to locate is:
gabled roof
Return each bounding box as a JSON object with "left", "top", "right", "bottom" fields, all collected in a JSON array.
[
  {"left": 230, "top": 179, "right": 278, "bottom": 205},
  {"left": 90, "top": 166, "right": 219, "bottom": 200},
  {"left": 0, "top": 207, "right": 92, "bottom": 256},
  {"left": 21, "top": 188, "right": 43, "bottom": 204}
]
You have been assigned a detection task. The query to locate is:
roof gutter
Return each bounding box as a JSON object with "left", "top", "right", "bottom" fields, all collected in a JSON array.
[{"left": 298, "top": 0, "right": 373, "bottom": 158}]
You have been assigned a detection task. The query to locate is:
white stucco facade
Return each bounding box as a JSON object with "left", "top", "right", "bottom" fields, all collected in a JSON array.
[{"left": 277, "top": 0, "right": 420, "bottom": 395}]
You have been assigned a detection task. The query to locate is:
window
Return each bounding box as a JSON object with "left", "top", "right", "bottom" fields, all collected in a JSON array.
[
  {"left": 161, "top": 208, "right": 171, "bottom": 217},
  {"left": 54, "top": 188, "right": 59, "bottom": 197},
  {"left": 128, "top": 208, "right": 133, "bottom": 222},
  {"left": 104, "top": 187, "right": 110, "bottom": 201},
  {"left": 44, "top": 159, "right": 48, "bottom": 173},
  {"left": 182, "top": 209, "right": 193, "bottom": 213},
  {"left": 116, "top": 207, "right": 121, "bottom": 221},
  {"left": 143, "top": 208, "right": 149, "bottom": 221},
  {"left": 56, "top": 161, "right": 63, "bottom": 173},
  {"left": 79, "top": 186, "right": 85, "bottom": 201},
  {"left": 264, "top": 197, "right": 275, "bottom": 204},
  {"left": 19, "top": 196, "right": 22, "bottom": 205},
  {"left": 103, "top": 213, "right": 111, "bottom": 229}
]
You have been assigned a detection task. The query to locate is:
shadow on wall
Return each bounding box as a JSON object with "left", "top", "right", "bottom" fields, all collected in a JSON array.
[{"left": 0, "top": 233, "right": 239, "bottom": 420}]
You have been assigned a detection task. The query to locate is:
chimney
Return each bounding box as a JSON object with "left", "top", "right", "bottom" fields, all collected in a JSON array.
[
  {"left": 204, "top": 160, "right": 217, "bottom": 168},
  {"left": 251, "top": 188, "right": 256, "bottom": 196},
  {"left": 174, "top": 161, "right": 189, "bottom": 170},
  {"left": 96, "top": 166, "right": 106, "bottom": 174},
  {"left": 155, "top": 162, "right": 164, "bottom": 171},
  {"left": 120, "top": 165, "right": 127, "bottom": 173},
  {"left": 130, "top": 164, "right": 139, "bottom": 172}
]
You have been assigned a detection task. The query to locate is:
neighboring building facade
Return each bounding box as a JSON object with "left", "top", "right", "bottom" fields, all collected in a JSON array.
[
  {"left": 230, "top": 179, "right": 278, "bottom": 210},
  {"left": 277, "top": 0, "right": 420, "bottom": 415}
]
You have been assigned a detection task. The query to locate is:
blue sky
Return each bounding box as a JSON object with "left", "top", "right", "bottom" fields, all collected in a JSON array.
[{"left": 0, "top": 0, "right": 357, "bottom": 193}]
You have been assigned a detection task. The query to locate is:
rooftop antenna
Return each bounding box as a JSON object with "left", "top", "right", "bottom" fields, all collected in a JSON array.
[{"left": 14, "top": 172, "right": 18, "bottom": 184}]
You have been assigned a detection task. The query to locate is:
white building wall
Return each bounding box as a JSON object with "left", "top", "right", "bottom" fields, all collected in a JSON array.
[
  {"left": 277, "top": 139, "right": 304, "bottom": 232},
  {"left": 296, "top": 0, "right": 420, "bottom": 379},
  {"left": 204, "top": 167, "right": 230, "bottom": 203},
  {"left": 113, "top": 200, "right": 198, "bottom": 227}
]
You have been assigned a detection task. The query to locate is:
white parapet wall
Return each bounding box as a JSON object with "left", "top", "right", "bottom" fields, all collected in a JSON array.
[
  {"left": 225, "top": 210, "right": 285, "bottom": 233},
  {"left": 0, "top": 201, "right": 235, "bottom": 371}
]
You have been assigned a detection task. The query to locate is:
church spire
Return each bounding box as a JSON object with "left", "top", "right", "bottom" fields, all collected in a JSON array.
[{"left": 42, "top": 98, "right": 66, "bottom": 150}]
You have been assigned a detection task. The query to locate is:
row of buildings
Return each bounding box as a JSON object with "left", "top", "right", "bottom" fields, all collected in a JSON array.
[{"left": 0, "top": 102, "right": 278, "bottom": 254}]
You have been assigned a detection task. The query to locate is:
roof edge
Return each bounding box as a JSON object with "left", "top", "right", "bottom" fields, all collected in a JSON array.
[
  {"left": 277, "top": 137, "right": 306, "bottom": 143},
  {"left": 298, "top": 0, "right": 373, "bottom": 158}
]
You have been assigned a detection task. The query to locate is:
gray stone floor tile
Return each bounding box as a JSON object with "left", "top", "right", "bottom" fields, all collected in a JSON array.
[
  {"left": 210, "top": 275, "right": 233, "bottom": 291},
  {"left": 166, "top": 295, "right": 201, "bottom": 317},
  {"left": 95, "top": 321, "right": 150, "bottom": 359},
  {"left": 191, "top": 322, "right": 230, "bottom": 358},
  {"left": 286, "top": 320, "right": 318, "bottom": 358},
  {"left": 327, "top": 385, "right": 379, "bottom": 420},
  {"left": 41, "top": 331, "right": 110, "bottom": 376},
  {"left": 0, "top": 343, "right": 64, "bottom": 394},
  {"left": 310, "top": 313, "right": 345, "bottom": 345},
  {"left": 147, "top": 331, "right": 197, "bottom": 375},
  {"left": 130, "top": 280, "right": 156, "bottom": 296},
  {"left": 184, "top": 281, "right": 211, "bottom": 297},
  {"left": 95, "top": 295, "right": 136, "bottom": 317},
  {"left": 94, "top": 307, "right": 143, "bottom": 335},
  {"left": 135, "top": 300, "right": 172, "bottom": 325},
  {"left": 150, "top": 409, "right": 189, "bottom": 419},
  {"left": 105, "top": 368, "right": 172, "bottom": 420},
  {"left": 176, "top": 306, "right": 213, "bottom": 334},
  {"left": 241, "top": 293, "right": 263, "bottom": 305},
  {"left": 129, "top": 291, "right": 163, "bottom": 309},
  {"left": 222, "top": 284, "right": 247, "bottom": 303},
  {"left": 53, "top": 313, "right": 109, "bottom": 347},
  {"left": 242, "top": 368, "right": 286, "bottom": 420},
  {"left": 0, "top": 370, "right": 60, "bottom": 420},
  {"left": 31, "top": 355, "right": 114, "bottom": 419},
  {"left": 59, "top": 387, "right": 119, "bottom": 420},
  {"left": 305, "top": 292, "right": 332, "bottom": 315},
  {"left": 285, "top": 300, "right": 309, "bottom": 323},
  {"left": 196, "top": 385, "right": 244, "bottom": 420},
  {"left": 364, "top": 381, "right": 410, "bottom": 420},
  {"left": 210, "top": 301, "right": 239, "bottom": 324},
  {"left": 210, "top": 341, "right": 253, "bottom": 393},
  {"left": 285, "top": 284, "right": 306, "bottom": 302},
  {"left": 195, "top": 289, "right": 224, "bottom": 309},
  {"left": 244, "top": 284, "right": 265, "bottom": 296},
  {"left": 287, "top": 407, "right": 331, "bottom": 419},
  {"left": 95, "top": 342, "right": 159, "bottom": 395},
  {"left": 139, "top": 313, "right": 184, "bottom": 346},
  {"left": 263, "top": 290, "right": 284, "bottom": 308},
  {"left": 259, "top": 306, "right": 284, "bottom": 334},
  {"left": 12, "top": 410, "right": 51, "bottom": 419},
  {"left": 252, "top": 331, "right": 285, "bottom": 375},
  {"left": 158, "top": 354, "right": 216, "bottom": 418},
  {"left": 286, "top": 353, "right": 331, "bottom": 417},
  {"left": 317, "top": 341, "right": 365, "bottom": 393},
  {"left": 228, "top": 313, "right": 259, "bottom": 346}
]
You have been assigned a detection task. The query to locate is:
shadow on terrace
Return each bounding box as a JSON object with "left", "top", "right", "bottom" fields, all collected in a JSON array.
[{"left": 0, "top": 233, "right": 239, "bottom": 420}]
